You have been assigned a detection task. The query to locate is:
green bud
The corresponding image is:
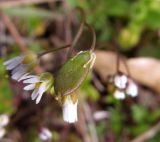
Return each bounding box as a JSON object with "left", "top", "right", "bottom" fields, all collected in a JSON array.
[
  {"left": 39, "top": 72, "right": 54, "bottom": 94},
  {"left": 54, "top": 51, "right": 96, "bottom": 96}
]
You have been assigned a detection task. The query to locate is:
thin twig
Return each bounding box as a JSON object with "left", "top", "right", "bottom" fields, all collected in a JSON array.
[
  {"left": 1, "top": 12, "right": 27, "bottom": 52},
  {"left": 114, "top": 43, "right": 131, "bottom": 76},
  {"left": 0, "top": 35, "right": 47, "bottom": 45},
  {"left": 0, "top": 0, "right": 60, "bottom": 9},
  {"left": 131, "top": 121, "right": 160, "bottom": 142},
  {"left": 121, "top": 56, "right": 131, "bottom": 77},
  {"left": 83, "top": 103, "right": 99, "bottom": 142},
  {"left": 116, "top": 51, "right": 120, "bottom": 74}
]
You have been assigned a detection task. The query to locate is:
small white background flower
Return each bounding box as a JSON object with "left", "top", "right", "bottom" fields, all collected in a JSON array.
[
  {"left": 126, "top": 80, "right": 138, "bottom": 97},
  {"left": 0, "top": 128, "right": 6, "bottom": 139},
  {"left": 113, "top": 90, "right": 125, "bottom": 100},
  {"left": 0, "top": 114, "right": 9, "bottom": 139},
  {"left": 0, "top": 114, "right": 9, "bottom": 128},
  {"left": 39, "top": 128, "right": 52, "bottom": 141},
  {"left": 114, "top": 74, "right": 128, "bottom": 89}
]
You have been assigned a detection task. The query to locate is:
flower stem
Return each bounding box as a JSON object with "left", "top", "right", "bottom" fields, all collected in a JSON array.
[
  {"left": 38, "top": 44, "right": 71, "bottom": 57},
  {"left": 84, "top": 22, "right": 96, "bottom": 52},
  {"left": 67, "top": 7, "right": 86, "bottom": 58}
]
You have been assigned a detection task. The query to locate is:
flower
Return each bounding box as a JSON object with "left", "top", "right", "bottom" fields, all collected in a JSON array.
[
  {"left": 3, "top": 51, "right": 38, "bottom": 81},
  {"left": 114, "top": 74, "right": 128, "bottom": 89},
  {"left": 0, "top": 114, "right": 9, "bottom": 128},
  {"left": 0, "top": 114, "right": 9, "bottom": 139},
  {"left": 113, "top": 90, "right": 125, "bottom": 100},
  {"left": 0, "top": 128, "right": 6, "bottom": 139},
  {"left": 23, "top": 72, "right": 54, "bottom": 104},
  {"left": 108, "top": 73, "right": 138, "bottom": 100},
  {"left": 55, "top": 51, "right": 96, "bottom": 123},
  {"left": 62, "top": 93, "right": 78, "bottom": 123},
  {"left": 39, "top": 127, "right": 52, "bottom": 141},
  {"left": 126, "top": 79, "right": 138, "bottom": 97}
]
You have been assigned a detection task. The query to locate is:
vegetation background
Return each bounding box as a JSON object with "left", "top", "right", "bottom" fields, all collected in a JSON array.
[{"left": 0, "top": 0, "right": 160, "bottom": 142}]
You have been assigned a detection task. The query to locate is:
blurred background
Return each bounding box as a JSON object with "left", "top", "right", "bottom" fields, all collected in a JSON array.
[{"left": 0, "top": 0, "right": 160, "bottom": 142}]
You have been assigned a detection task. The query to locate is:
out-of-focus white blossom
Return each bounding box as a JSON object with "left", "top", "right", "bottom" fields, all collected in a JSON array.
[
  {"left": 3, "top": 51, "right": 37, "bottom": 81},
  {"left": 23, "top": 73, "right": 54, "bottom": 104},
  {"left": 39, "top": 128, "right": 52, "bottom": 141},
  {"left": 112, "top": 73, "right": 138, "bottom": 100},
  {"left": 114, "top": 74, "right": 128, "bottom": 89},
  {"left": 0, "top": 114, "right": 9, "bottom": 128},
  {"left": 93, "top": 111, "right": 109, "bottom": 121},
  {"left": 62, "top": 94, "right": 78, "bottom": 123},
  {"left": 126, "top": 79, "right": 138, "bottom": 97},
  {"left": 0, "top": 114, "right": 9, "bottom": 139},
  {"left": 0, "top": 128, "right": 6, "bottom": 139},
  {"left": 113, "top": 90, "right": 125, "bottom": 100}
]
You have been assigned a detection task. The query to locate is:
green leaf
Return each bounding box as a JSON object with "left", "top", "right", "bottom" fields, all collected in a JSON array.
[
  {"left": 145, "top": 9, "right": 160, "bottom": 29},
  {"left": 131, "top": 105, "right": 148, "bottom": 123},
  {"left": 131, "top": 123, "right": 150, "bottom": 136},
  {"left": 110, "top": 108, "right": 124, "bottom": 135},
  {"left": 105, "top": 0, "right": 130, "bottom": 17},
  {"left": 0, "top": 79, "right": 15, "bottom": 114},
  {"left": 80, "top": 75, "right": 100, "bottom": 101}
]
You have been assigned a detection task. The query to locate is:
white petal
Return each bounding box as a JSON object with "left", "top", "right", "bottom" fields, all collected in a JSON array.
[
  {"left": 23, "top": 77, "right": 39, "bottom": 84},
  {"left": 62, "top": 96, "right": 78, "bottom": 123},
  {"left": 24, "top": 84, "right": 35, "bottom": 91},
  {"left": 18, "top": 74, "right": 37, "bottom": 82},
  {"left": 31, "top": 89, "right": 39, "bottom": 100},
  {"left": 114, "top": 74, "right": 128, "bottom": 89},
  {"left": 0, "top": 114, "right": 9, "bottom": 128},
  {"left": 3, "top": 56, "right": 22, "bottom": 66},
  {"left": 6, "top": 62, "right": 19, "bottom": 70},
  {"left": 4, "top": 56, "right": 24, "bottom": 70},
  {"left": 11, "top": 69, "right": 26, "bottom": 80},
  {"left": 0, "top": 128, "right": 6, "bottom": 139},
  {"left": 113, "top": 90, "right": 125, "bottom": 100},
  {"left": 36, "top": 83, "right": 46, "bottom": 104},
  {"left": 18, "top": 73, "right": 29, "bottom": 82},
  {"left": 11, "top": 64, "right": 27, "bottom": 75},
  {"left": 126, "top": 81, "right": 138, "bottom": 97}
]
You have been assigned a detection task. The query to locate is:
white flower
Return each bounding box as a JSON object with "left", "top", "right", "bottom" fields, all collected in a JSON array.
[
  {"left": 126, "top": 80, "right": 138, "bottom": 97},
  {"left": 39, "top": 128, "right": 52, "bottom": 141},
  {"left": 114, "top": 74, "right": 128, "bottom": 89},
  {"left": 0, "top": 114, "right": 9, "bottom": 139},
  {"left": 62, "top": 95, "right": 78, "bottom": 123},
  {"left": 3, "top": 52, "right": 37, "bottom": 81},
  {"left": 23, "top": 73, "right": 54, "bottom": 104},
  {"left": 0, "top": 128, "right": 6, "bottom": 139},
  {"left": 113, "top": 90, "right": 125, "bottom": 100},
  {"left": 0, "top": 114, "right": 9, "bottom": 128}
]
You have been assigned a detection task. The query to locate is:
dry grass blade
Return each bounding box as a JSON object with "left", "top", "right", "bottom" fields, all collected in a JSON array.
[
  {"left": 131, "top": 121, "right": 160, "bottom": 142},
  {"left": 0, "top": 0, "right": 60, "bottom": 9}
]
